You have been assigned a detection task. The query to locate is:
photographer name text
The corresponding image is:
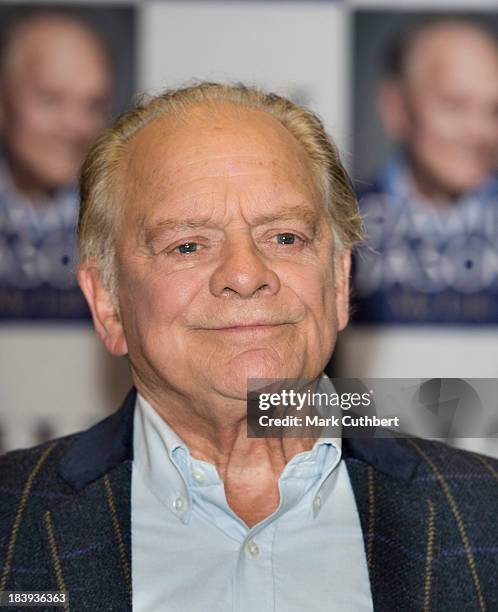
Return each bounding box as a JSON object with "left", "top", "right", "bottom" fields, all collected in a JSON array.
[{"left": 258, "top": 414, "right": 400, "bottom": 428}]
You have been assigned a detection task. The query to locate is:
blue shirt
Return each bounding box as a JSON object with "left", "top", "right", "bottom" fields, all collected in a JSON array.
[{"left": 131, "top": 380, "right": 373, "bottom": 611}]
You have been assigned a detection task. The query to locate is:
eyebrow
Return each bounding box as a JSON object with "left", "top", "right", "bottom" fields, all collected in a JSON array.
[
  {"left": 141, "top": 204, "right": 320, "bottom": 248},
  {"left": 142, "top": 217, "right": 217, "bottom": 248},
  {"left": 250, "top": 205, "right": 320, "bottom": 231}
]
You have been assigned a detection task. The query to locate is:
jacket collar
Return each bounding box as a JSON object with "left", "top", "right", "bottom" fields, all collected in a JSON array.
[
  {"left": 59, "top": 387, "right": 419, "bottom": 490},
  {"left": 58, "top": 388, "right": 136, "bottom": 490},
  {"left": 343, "top": 435, "right": 419, "bottom": 480}
]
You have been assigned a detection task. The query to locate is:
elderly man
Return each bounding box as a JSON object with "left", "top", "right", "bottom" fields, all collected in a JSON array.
[
  {"left": 0, "top": 10, "right": 111, "bottom": 318},
  {"left": 1, "top": 83, "right": 498, "bottom": 611},
  {"left": 352, "top": 18, "right": 498, "bottom": 324}
]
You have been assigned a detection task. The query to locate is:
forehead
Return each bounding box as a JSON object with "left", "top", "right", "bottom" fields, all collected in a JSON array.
[
  {"left": 407, "top": 25, "right": 498, "bottom": 92},
  {"left": 8, "top": 19, "right": 109, "bottom": 87},
  {"left": 121, "top": 103, "right": 319, "bottom": 216}
]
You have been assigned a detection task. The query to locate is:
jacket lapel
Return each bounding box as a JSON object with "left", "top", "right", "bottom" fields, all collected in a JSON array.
[
  {"left": 344, "top": 437, "right": 441, "bottom": 612},
  {"left": 42, "top": 389, "right": 137, "bottom": 611}
]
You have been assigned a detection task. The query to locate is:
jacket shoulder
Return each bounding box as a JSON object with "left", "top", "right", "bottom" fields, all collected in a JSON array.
[
  {"left": 408, "top": 436, "right": 498, "bottom": 475},
  {"left": 0, "top": 432, "right": 82, "bottom": 521},
  {"left": 400, "top": 437, "right": 498, "bottom": 509}
]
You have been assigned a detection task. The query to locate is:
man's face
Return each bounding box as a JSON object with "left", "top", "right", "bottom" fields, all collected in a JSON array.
[
  {"left": 401, "top": 28, "right": 498, "bottom": 198},
  {"left": 108, "top": 105, "right": 349, "bottom": 403},
  {"left": 0, "top": 19, "right": 110, "bottom": 192}
]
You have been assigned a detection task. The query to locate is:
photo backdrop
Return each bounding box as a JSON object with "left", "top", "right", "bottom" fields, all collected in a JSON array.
[{"left": 0, "top": 0, "right": 497, "bottom": 457}]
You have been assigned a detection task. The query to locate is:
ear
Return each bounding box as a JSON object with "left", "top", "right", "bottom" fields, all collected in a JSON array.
[
  {"left": 335, "top": 249, "right": 351, "bottom": 332},
  {"left": 377, "top": 78, "right": 409, "bottom": 142},
  {"left": 77, "top": 262, "right": 128, "bottom": 356}
]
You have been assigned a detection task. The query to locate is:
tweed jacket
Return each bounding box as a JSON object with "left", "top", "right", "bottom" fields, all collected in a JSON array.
[{"left": 1, "top": 388, "right": 498, "bottom": 612}]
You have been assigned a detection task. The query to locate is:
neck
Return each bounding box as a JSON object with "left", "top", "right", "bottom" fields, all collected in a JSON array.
[{"left": 134, "top": 375, "right": 317, "bottom": 527}]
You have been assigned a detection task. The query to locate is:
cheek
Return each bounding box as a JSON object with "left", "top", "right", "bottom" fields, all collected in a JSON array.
[
  {"left": 125, "top": 267, "right": 205, "bottom": 333},
  {"left": 10, "top": 115, "right": 50, "bottom": 158},
  {"left": 416, "top": 103, "right": 460, "bottom": 150},
  {"left": 284, "top": 262, "right": 337, "bottom": 326},
  {"left": 296, "top": 266, "right": 339, "bottom": 371},
  {"left": 320, "top": 272, "right": 339, "bottom": 331},
  {"left": 17, "top": 99, "right": 50, "bottom": 133}
]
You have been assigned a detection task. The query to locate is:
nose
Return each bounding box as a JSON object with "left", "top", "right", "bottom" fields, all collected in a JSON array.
[{"left": 209, "top": 232, "right": 280, "bottom": 299}]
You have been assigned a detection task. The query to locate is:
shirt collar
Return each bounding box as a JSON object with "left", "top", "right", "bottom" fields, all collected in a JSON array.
[
  {"left": 133, "top": 393, "right": 193, "bottom": 524},
  {"left": 59, "top": 386, "right": 420, "bottom": 492},
  {"left": 134, "top": 373, "right": 343, "bottom": 525}
]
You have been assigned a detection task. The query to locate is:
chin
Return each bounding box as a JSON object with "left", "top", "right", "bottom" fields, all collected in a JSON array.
[
  {"left": 33, "top": 171, "right": 76, "bottom": 192},
  {"left": 438, "top": 167, "right": 489, "bottom": 196},
  {"left": 213, "top": 351, "right": 301, "bottom": 398}
]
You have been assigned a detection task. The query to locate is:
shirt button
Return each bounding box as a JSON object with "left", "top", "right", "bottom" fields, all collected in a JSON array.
[
  {"left": 313, "top": 495, "right": 322, "bottom": 511},
  {"left": 245, "top": 540, "right": 260, "bottom": 559},
  {"left": 192, "top": 469, "right": 205, "bottom": 484},
  {"left": 173, "top": 495, "right": 188, "bottom": 513}
]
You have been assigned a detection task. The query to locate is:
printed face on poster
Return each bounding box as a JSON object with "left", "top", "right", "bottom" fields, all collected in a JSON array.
[
  {"left": 0, "top": 4, "right": 136, "bottom": 320},
  {"left": 351, "top": 10, "right": 498, "bottom": 325}
]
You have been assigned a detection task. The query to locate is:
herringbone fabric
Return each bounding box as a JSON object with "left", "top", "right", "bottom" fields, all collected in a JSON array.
[{"left": 0, "top": 389, "right": 497, "bottom": 611}]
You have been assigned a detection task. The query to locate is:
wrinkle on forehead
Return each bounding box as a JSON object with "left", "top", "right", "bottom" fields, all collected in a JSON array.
[{"left": 120, "top": 101, "right": 319, "bottom": 216}]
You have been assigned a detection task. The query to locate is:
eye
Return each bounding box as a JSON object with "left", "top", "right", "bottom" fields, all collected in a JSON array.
[
  {"left": 275, "top": 233, "right": 300, "bottom": 245},
  {"left": 174, "top": 242, "right": 201, "bottom": 255}
]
